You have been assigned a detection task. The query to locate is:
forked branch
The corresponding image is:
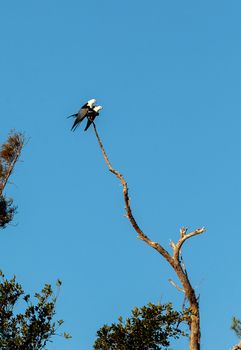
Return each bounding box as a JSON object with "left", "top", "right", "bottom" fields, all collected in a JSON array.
[
  {"left": 93, "top": 123, "right": 205, "bottom": 350},
  {"left": 173, "top": 227, "right": 205, "bottom": 263}
]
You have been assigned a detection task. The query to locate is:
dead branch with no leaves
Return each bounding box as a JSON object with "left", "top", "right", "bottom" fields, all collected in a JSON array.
[{"left": 93, "top": 123, "right": 205, "bottom": 350}]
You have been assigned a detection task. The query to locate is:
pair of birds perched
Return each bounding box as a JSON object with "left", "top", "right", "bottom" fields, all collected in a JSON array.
[{"left": 68, "top": 99, "right": 103, "bottom": 132}]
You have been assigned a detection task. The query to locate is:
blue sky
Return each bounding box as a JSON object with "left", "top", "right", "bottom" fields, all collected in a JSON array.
[{"left": 1, "top": 0, "right": 241, "bottom": 349}]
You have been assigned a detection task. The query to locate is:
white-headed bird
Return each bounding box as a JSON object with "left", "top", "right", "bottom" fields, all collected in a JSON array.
[{"left": 68, "top": 99, "right": 96, "bottom": 131}]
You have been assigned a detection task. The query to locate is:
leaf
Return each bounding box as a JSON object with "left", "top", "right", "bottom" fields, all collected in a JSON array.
[
  {"left": 63, "top": 332, "right": 72, "bottom": 339},
  {"left": 56, "top": 279, "right": 62, "bottom": 287}
]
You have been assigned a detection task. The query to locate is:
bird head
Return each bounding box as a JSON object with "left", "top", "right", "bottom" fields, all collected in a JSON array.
[
  {"left": 87, "top": 99, "right": 96, "bottom": 107},
  {"left": 94, "top": 105, "right": 103, "bottom": 112}
]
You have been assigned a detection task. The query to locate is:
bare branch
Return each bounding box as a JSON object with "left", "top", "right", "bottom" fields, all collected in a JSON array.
[
  {"left": 169, "top": 240, "right": 176, "bottom": 251},
  {"left": 93, "top": 124, "right": 204, "bottom": 350},
  {"left": 180, "top": 227, "right": 188, "bottom": 237},
  {"left": 93, "top": 123, "right": 173, "bottom": 265},
  {"left": 168, "top": 278, "right": 185, "bottom": 293},
  {"left": 173, "top": 227, "right": 205, "bottom": 262}
]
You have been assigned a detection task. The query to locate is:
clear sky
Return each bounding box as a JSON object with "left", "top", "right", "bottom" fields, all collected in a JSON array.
[{"left": 1, "top": 1, "right": 241, "bottom": 349}]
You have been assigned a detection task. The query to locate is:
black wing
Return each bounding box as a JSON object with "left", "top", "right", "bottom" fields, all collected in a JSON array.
[
  {"left": 71, "top": 108, "right": 89, "bottom": 131},
  {"left": 84, "top": 118, "right": 92, "bottom": 131}
]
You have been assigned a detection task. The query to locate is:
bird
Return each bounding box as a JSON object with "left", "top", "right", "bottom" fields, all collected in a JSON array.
[
  {"left": 68, "top": 99, "right": 96, "bottom": 131},
  {"left": 84, "top": 105, "right": 103, "bottom": 131}
]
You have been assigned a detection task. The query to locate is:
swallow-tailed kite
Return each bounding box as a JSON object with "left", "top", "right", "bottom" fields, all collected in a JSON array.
[
  {"left": 84, "top": 105, "right": 103, "bottom": 131},
  {"left": 68, "top": 99, "right": 96, "bottom": 131}
]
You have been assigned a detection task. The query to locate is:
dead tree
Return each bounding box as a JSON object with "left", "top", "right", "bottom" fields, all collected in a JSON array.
[
  {"left": 93, "top": 123, "right": 205, "bottom": 350},
  {"left": 0, "top": 131, "right": 24, "bottom": 228}
]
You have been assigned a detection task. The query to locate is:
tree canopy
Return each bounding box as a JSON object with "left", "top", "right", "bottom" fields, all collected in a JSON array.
[
  {"left": 94, "top": 302, "right": 188, "bottom": 350},
  {"left": 0, "top": 271, "right": 69, "bottom": 350}
]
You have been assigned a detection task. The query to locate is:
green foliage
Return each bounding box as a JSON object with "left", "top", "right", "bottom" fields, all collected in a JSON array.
[
  {"left": 0, "top": 195, "right": 15, "bottom": 229},
  {"left": 94, "top": 302, "right": 188, "bottom": 350},
  {"left": 0, "top": 131, "right": 24, "bottom": 229},
  {"left": 0, "top": 271, "right": 68, "bottom": 350},
  {"left": 231, "top": 317, "right": 241, "bottom": 339}
]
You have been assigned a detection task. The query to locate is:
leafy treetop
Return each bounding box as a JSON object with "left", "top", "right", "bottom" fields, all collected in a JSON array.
[
  {"left": 94, "top": 302, "right": 188, "bottom": 350},
  {"left": 0, "top": 271, "right": 70, "bottom": 350}
]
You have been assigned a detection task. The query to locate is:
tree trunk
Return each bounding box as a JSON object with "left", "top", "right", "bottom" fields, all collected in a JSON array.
[
  {"left": 93, "top": 124, "right": 204, "bottom": 350},
  {"left": 189, "top": 307, "right": 200, "bottom": 350}
]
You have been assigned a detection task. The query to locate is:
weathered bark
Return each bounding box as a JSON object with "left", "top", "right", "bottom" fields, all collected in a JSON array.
[
  {"left": 93, "top": 124, "right": 204, "bottom": 350},
  {"left": 232, "top": 341, "right": 241, "bottom": 350},
  {"left": 174, "top": 263, "right": 201, "bottom": 350}
]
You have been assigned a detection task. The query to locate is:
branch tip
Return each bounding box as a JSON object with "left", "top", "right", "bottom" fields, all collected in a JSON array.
[
  {"left": 180, "top": 227, "right": 188, "bottom": 237},
  {"left": 169, "top": 240, "right": 176, "bottom": 250},
  {"left": 168, "top": 278, "right": 185, "bottom": 293}
]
